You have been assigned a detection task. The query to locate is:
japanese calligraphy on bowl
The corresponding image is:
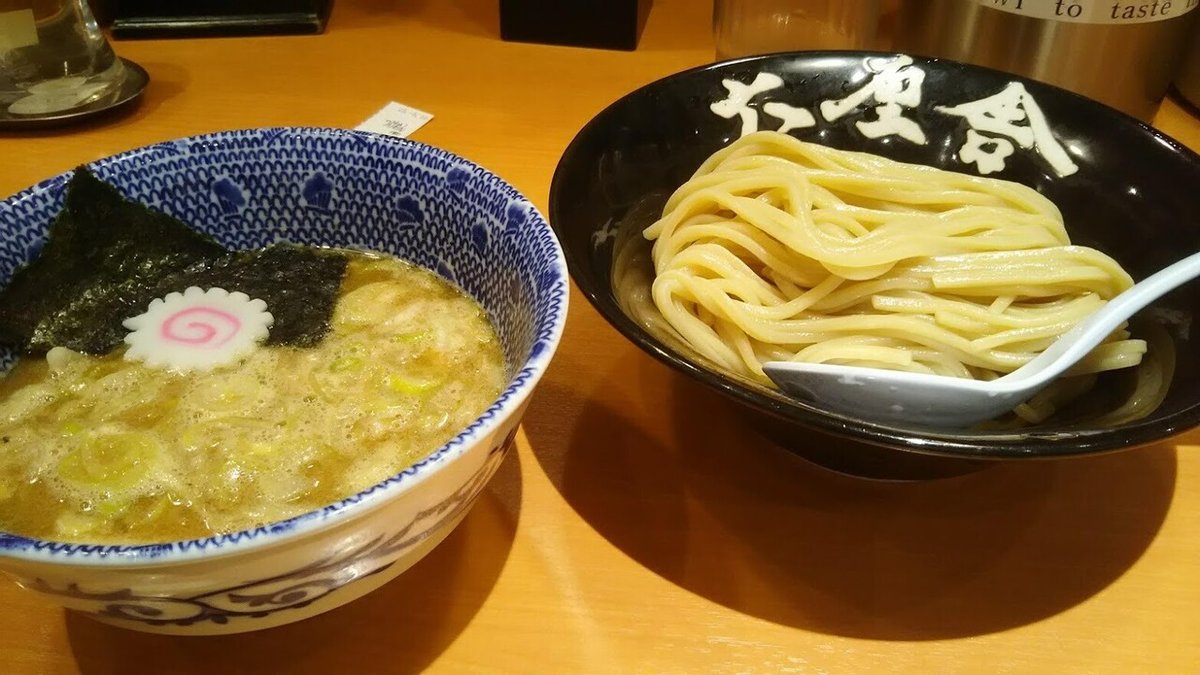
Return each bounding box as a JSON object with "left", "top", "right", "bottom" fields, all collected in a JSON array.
[{"left": 711, "top": 54, "right": 1080, "bottom": 178}]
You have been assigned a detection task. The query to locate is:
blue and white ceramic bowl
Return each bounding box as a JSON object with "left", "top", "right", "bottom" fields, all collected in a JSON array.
[{"left": 0, "top": 127, "right": 569, "bottom": 635}]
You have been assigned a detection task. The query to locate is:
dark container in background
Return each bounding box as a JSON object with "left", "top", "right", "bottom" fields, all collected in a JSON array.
[
  {"left": 500, "top": 0, "right": 652, "bottom": 51},
  {"left": 108, "top": 0, "right": 332, "bottom": 38},
  {"left": 1175, "top": 18, "right": 1200, "bottom": 111}
]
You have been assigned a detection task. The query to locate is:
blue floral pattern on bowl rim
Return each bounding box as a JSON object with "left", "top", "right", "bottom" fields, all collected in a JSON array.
[{"left": 0, "top": 127, "right": 569, "bottom": 564}]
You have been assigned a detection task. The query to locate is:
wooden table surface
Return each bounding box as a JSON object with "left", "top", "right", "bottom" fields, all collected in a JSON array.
[{"left": 3, "top": 1, "right": 1200, "bottom": 672}]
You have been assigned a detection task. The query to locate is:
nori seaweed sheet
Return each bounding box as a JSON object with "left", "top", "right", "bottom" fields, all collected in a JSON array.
[
  {"left": 156, "top": 245, "right": 347, "bottom": 348},
  {"left": 0, "top": 166, "right": 347, "bottom": 355}
]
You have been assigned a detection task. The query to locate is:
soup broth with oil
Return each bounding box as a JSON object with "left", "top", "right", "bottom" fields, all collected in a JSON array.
[{"left": 0, "top": 252, "right": 506, "bottom": 544}]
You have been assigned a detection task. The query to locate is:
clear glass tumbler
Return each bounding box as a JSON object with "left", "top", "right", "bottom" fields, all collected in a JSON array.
[
  {"left": 0, "top": 0, "right": 126, "bottom": 116},
  {"left": 714, "top": 0, "right": 881, "bottom": 61}
]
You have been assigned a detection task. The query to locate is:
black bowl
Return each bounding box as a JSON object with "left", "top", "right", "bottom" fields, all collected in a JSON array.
[{"left": 549, "top": 51, "right": 1200, "bottom": 478}]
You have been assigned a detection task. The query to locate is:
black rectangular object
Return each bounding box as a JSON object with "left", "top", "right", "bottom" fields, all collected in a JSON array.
[
  {"left": 499, "top": 0, "right": 651, "bottom": 51},
  {"left": 110, "top": 0, "right": 332, "bottom": 39}
]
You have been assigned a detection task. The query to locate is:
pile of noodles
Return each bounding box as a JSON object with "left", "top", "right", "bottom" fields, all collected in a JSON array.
[{"left": 641, "top": 131, "right": 1153, "bottom": 423}]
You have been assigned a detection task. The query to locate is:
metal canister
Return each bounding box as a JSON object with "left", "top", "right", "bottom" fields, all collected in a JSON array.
[
  {"left": 891, "top": 0, "right": 1200, "bottom": 121},
  {"left": 1175, "top": 16, "right": 1200, "bottom": 109}
]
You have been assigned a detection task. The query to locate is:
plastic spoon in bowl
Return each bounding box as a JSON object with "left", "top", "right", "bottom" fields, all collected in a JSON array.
[{"left": 762, "top": 250, "right": 1200, "bottom": 429}]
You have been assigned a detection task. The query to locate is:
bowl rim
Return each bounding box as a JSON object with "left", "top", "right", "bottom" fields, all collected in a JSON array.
[
  {"left": 0, "top": 126, "right": 570, "bottom": 565},
  {"left": 548, "top": 50, "right": 1200, "bottom": 459}
]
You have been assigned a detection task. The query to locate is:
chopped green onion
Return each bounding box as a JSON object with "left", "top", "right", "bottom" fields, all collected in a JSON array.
[
  {"left": 384, "top": 375, "right": 441, "bottom": 396},
  {"left": 57, "top": 432, "right": 161, "bottom": 490},
  {"left": 330, "top": 354, "right": 365, "bottom": 372},
  {"left": 54, "top": 511, "right": 105, "bottom": 539},
  {"left": 392, "top": 331, "right": 430, "bottom": 343}
]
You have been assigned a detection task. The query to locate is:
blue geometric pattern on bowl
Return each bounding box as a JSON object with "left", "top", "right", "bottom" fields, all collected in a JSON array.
[{"left": 0, "top": 127, "right": 568, "bottom": 561}]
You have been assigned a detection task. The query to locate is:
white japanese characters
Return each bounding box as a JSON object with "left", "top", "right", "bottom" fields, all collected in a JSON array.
[
  {"left": 957, "top": 129, "right": 1016, "bottom": 175},
  {"left": 709, "top": 54, "right": 1080, "bottom": 178},
  {"left": 936, "top": 81, "right": 1080, "bottom": 177},
  {"left": 710, "top": 72, "right": 786, "bottom": 135},
  {"left": 819, "top": 54, "right": 927, "bottom": 144},
  {"left": 761, "top": 102, "right": 816, "bottom": 133}
]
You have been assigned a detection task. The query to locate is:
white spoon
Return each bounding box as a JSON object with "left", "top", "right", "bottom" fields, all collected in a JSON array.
[{"left": 763, "top": 250, "right": 1200, "bottom": 429}]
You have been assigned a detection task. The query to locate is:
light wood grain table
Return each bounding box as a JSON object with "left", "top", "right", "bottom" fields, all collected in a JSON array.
[{"left": 2, "top": 1, "right": 1199, "bottom": 672}]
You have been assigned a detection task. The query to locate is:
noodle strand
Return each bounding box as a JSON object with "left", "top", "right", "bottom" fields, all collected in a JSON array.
[{"left": 643, "top": 131, "right": 1145, "bottom": 422}]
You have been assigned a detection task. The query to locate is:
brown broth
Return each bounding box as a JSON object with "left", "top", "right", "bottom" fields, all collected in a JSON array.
[{"left": 0, "top": 252, "right": 505, "bottom": 544}]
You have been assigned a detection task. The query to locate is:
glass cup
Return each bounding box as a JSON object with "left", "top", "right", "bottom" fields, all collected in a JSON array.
[
  {"left": 714, "top": 0, "right": 882, "bottom": 61},
  {"left": 0, "top": 0, "right": 126, "bottom": 116}
]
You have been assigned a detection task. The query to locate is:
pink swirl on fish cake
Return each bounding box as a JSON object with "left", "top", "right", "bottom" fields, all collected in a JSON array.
[{"left": 160, "top": 307, "right": 243, "bottom": 347}]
